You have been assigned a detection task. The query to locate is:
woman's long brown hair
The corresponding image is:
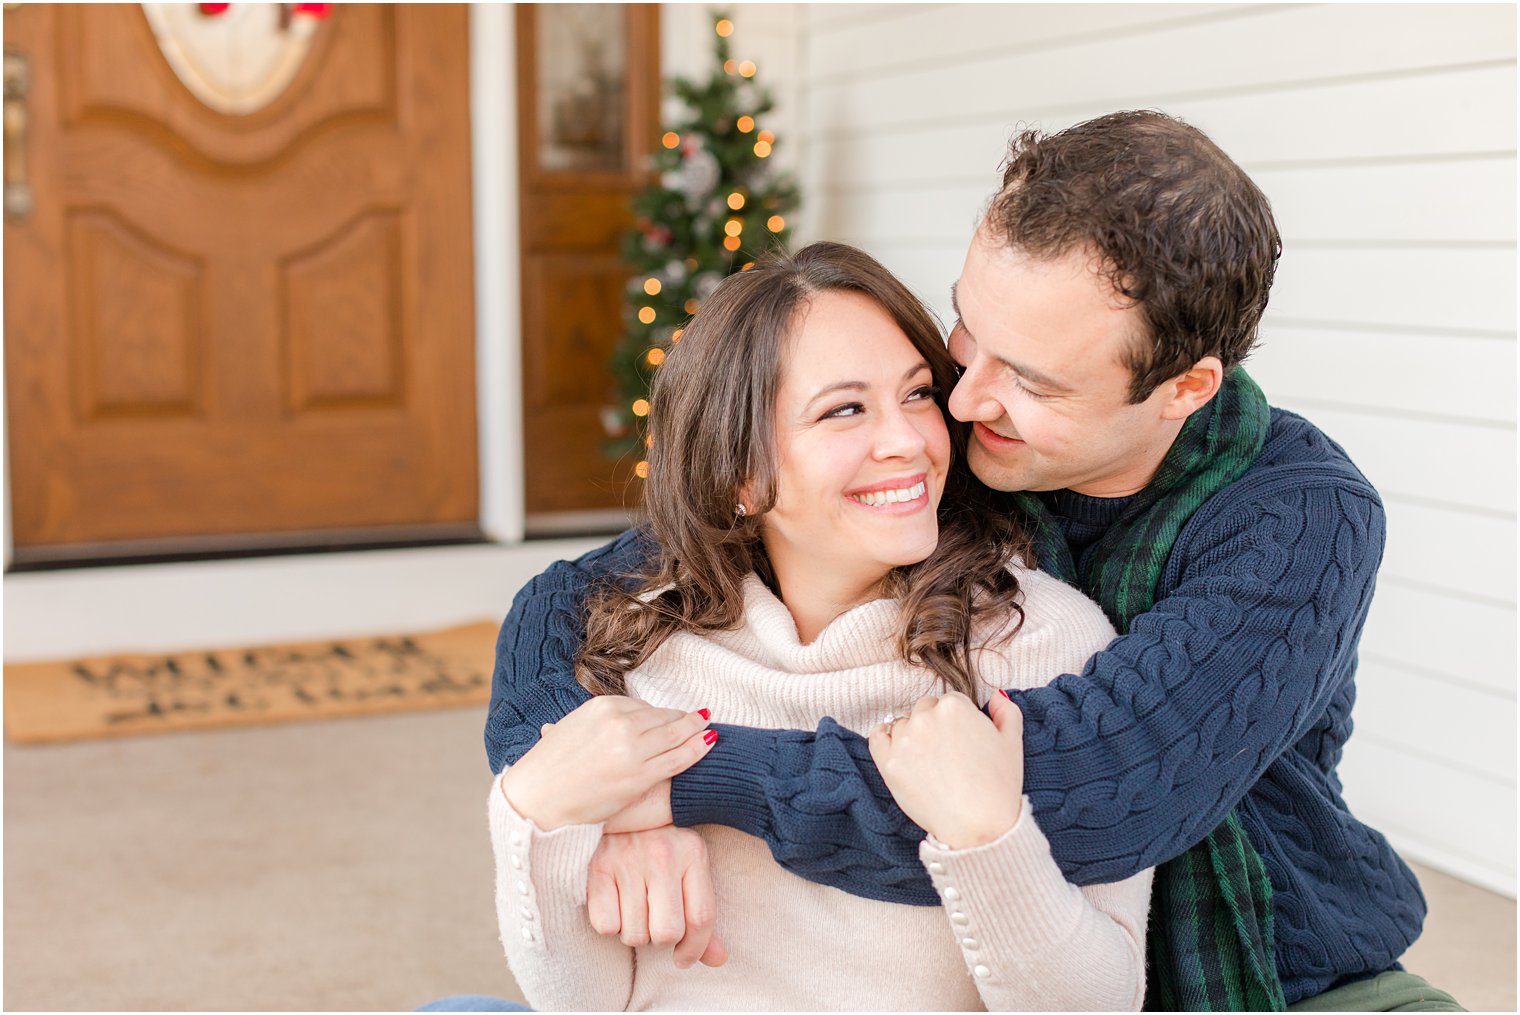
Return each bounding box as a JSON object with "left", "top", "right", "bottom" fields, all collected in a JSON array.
[{"left": 577, "top": 242, "right": 1029, "bottom": 699}]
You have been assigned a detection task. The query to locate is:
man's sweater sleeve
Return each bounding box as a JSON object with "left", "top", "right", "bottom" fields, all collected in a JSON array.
[
  {"left": 670, "top": 479, "right": 1386, "bottom": 896},
  {"left": 484, "top": 528, "right": 652, "bottom": 774}
]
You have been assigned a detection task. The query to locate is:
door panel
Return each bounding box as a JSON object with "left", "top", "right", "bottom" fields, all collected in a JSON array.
[
  {"left": 4, "top": 4, "right": 478, "bottom": 559},
  {"left": 517, "top": 4, "right": 659, "bottom": 520}
]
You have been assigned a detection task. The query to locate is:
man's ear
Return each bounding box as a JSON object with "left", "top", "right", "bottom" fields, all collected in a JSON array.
[{"left": 1158, "top": 356, "right": 1224, "bottom": 421}]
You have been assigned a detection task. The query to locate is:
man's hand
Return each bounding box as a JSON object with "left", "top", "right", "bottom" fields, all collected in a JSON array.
[{"left": 586, "top": 827, "right": 728, "bottom": 970}]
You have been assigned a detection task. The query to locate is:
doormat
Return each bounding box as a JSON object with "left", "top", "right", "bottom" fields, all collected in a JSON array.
[{"left": 4, "top": 621, "right": 501, "bottom": 744}]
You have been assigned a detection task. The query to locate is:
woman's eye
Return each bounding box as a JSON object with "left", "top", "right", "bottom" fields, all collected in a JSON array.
[
  {"left": 906, "top": 385, "right": 940, "bottom": 402},
  {"left": 820, "top": 402, "right": 865, "bottom": 420}
]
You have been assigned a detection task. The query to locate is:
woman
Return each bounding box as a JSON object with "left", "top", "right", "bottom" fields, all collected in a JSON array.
[{"left": 491, "top": 243, "right": 1151, "bottom": 1011}]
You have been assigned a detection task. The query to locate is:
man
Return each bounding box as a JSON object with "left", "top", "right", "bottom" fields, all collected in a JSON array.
[{"left": 485, "top": 112, "right": 1452, "bottom": 1010}]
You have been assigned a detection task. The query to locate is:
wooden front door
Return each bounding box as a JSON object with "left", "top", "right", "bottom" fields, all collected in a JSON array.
[
  {"left": 3, "top": 4, "right": 478, "bottom": 563},
  {"left": 516, "top": 4, "right": 659, "bottom": 523}
]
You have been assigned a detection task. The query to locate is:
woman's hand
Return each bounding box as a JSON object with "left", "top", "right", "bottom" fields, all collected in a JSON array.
[
  {"left": 501, "top": 696, "right": 715, "bottom": 830},
  {"left": 867, "top": 690, "right": 1024, "bottom": 849}
]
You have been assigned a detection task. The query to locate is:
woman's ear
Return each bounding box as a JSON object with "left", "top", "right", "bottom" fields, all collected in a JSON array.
[{"left": 735, "top": 481, "right": 755, "bottom": 518}]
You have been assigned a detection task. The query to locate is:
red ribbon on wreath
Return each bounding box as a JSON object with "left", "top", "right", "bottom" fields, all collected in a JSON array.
[{"left": 198, "top": 3, "right": 334, "bottom": 22}]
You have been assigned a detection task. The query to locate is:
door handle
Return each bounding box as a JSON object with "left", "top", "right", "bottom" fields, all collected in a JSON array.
[{"left": 4, "top": 49, "right": 32, "bottom": 220}]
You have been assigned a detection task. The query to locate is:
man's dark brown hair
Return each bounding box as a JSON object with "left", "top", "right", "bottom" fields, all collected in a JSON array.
[{"left": 985, "top": 110, "right": 1282, "bottom": 402}]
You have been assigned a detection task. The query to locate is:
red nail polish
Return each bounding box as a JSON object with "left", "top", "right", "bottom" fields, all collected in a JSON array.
[
  {"left": 698, "top": 708, "right": 711, "bottom": 721},
  {"left": 998, "top": 689, "right": 1011, "bottom": 700},
  {"left": 702, "top": 730, "right": 718, "bottom": 746}
]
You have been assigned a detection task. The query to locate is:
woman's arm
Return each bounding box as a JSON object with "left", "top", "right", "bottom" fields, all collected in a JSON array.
[
  {"left": 870, "top": 691, "right": 1149, "bottom": 1010},
  {"left": 487, "top": 697, "right": 716, "bottom": 1010},
  {"left": 920, "top": 805, "right": 1152, "bottom": 1011},
  {"left": 489, "top": 774, "right": 635, "bottom": 1012}
]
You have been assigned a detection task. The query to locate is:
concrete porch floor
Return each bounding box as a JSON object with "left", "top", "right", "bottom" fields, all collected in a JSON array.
[{"left": 4, "top": 705, "right": 1515, "bottom": 1012}]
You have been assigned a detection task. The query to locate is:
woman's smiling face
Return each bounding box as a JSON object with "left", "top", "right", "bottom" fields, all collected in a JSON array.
[{"left": 758, "top": 289, "right": 952, "bottom": 595}]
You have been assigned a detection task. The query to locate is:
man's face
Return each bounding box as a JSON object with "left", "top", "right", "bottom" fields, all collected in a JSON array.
[{"left": 947, "top": 230, "right": 1188, "bottom": 498}]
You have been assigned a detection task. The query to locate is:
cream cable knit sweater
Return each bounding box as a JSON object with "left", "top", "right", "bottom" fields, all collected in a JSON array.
[{"left": 489, "top": 565, "right": 1153, "bottom": 1011}]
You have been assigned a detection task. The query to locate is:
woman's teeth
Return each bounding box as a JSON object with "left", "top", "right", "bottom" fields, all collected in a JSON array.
[{"left": 850, "top": 481, "right": 927, "bottom": 507}]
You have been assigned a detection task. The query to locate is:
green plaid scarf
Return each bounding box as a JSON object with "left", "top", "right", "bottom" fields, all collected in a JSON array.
[{"left": 1011, "top": 368, "right": 1286, "bottom": 1012}]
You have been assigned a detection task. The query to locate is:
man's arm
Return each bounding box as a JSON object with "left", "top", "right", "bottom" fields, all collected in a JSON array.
[
  {"left": 485, "top": 479, "right": 1383, "bottom": 899},
  {"left": 670, "top": 479, "right": 1385, "bottom": 893},
  {"left": 484, "top": 528, "right": 653, "bottom": 773}
]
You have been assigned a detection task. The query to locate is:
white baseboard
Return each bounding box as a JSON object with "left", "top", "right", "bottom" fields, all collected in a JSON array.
[
  {"left": 3, "top": 539, "right": 607, "bottom": 663},
  {"left": 1381, "top": 828, "right": 1518, "bottom": 900}
]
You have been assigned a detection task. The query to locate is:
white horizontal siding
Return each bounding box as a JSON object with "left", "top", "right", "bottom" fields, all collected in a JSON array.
[
  {"left": 804, "top": 62, "right": 1516, "bottom": 192},
  {"left": 1379, "top": 501, "right": 1515, "bottom": 606},
  {"left": 1255, "top": 157, "right": 1517, "bottom": 244},
  {"left": 1267, "top": 402, "right": 1514, "bottom": 514},
  {"left": 1363, "top": 582, "right": 1515, "bottom": 698},
  {"left": 807, "top": 4, "right": 1245, "bottom": 82},
  {"left": 821, "top": 156, "right": 1519, "bottom": 247},
  {"left": 1355, "top": 660, "right": 1514, "bottom": 786},
  {"left": 1339, "top": 736, "right": 1516, "bottom": 895},
  {"left": 1248, "top": 323, "right": 1515, "bottom": 425},
  {"left": 806, "top": 5, "right": 1515, "bottom": 133},
  {"left": 1269, "top": 247, "right": 1514, "bottom": 334},
  {"left": 793, "top": 1, "right": 1517, "bottom": 895}
]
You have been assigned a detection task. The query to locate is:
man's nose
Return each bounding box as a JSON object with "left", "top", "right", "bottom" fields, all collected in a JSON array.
[{"left": 947, "top": 360, "right": 998, "bottom": 423}]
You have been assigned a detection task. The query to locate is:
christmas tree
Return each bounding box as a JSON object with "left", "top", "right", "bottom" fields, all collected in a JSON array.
[{"left": 604, "top": 10, "right": 801, "bottom": 471}]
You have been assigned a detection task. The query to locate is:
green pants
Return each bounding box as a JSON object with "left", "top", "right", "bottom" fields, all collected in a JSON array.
[{"left": 1288, "top": 972, "right": 1465, "bottom": 1013}]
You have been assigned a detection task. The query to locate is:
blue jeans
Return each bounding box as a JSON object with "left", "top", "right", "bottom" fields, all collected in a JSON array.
[{"left": 416, "top": 996, "right": 532, "bottom": 1012}]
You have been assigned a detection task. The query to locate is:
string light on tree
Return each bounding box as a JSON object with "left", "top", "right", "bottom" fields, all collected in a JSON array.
[{"left": 604, "top": 8, "right": 800, "bottom": 467}]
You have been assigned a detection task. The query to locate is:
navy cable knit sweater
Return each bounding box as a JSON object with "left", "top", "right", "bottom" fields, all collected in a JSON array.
[{"left": 485, "top": 409, "right": 1426, "bottom": 1005}]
